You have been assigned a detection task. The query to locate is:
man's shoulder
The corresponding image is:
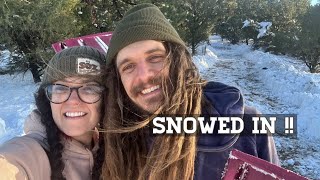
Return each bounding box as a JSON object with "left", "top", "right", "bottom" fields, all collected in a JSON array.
[
  {"left": 203, "top": 81, "right": 241, "bottom": 94},
  {"left": 202, "top": 81, "right": 244, "bottom": 115}
]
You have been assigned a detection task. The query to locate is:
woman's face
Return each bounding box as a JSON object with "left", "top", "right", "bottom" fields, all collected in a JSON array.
[{"left": 49, "top": 77, "right": 103, "bottom": 142}]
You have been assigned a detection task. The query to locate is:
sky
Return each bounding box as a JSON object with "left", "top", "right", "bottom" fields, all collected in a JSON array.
[
  {"left": 311, "top": 0, "right": 318, "bottom": 5},
  {"left": 0, "top": 35, "right": 319, "bottom": 179}
]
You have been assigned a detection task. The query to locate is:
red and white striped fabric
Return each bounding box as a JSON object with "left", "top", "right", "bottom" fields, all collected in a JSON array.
[{"left": 52, "top": 32, "right": 112, "bottom": 54}]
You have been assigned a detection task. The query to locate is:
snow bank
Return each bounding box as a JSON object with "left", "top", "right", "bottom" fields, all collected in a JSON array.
[
  {"left": 0, "top": 118, "right": 5, "bottom": 137},
  {"left": 195, "top": 35, "right": 320, "bottom": 139},
  {"left": 195, "top": 36, "right": 319, "bottom": 178},
  {"left": 193, "top": 44, "right": 219, "bottom": 74},
  {"left": 0, "top": 50, "right": 10, "bottom": 69},
  {"left": 257, "top": 22, "right": 272, "bottom": 39},
  {"left": 243, "top": 51, "right": 320, "bottom": 139},
  {"left": 0, "top": 71, "right": 38, "bottom": 144}
]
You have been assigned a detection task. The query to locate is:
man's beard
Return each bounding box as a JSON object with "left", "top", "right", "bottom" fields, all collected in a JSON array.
[
  {"left": 124, "top": 95, "right": 152, "bottom": 117},
  {"left": 129, "top": 75, "right": 162, "bottom": 98}
]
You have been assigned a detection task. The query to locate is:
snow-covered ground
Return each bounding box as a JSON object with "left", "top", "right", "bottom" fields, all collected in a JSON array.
[
  {"left": 0, "top": 50, "right": 38, "bottom": 142},
  {"left": 194, "top": 35, "right": 320, "bottom": 179},
  {"left": 0, "top": 50, "right": 10, "bottom": 72},
  {"left": 0, "top": 72, "right": 37, "bottom": 142},
  {"left": 0, "top": 36, "right": 319, "bottom": 179}
]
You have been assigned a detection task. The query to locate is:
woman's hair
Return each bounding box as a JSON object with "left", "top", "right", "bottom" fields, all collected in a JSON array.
[
  {"left": 102, "top": 42, "right": 206, "bottom": 180},
  {"left": 35, "top": 83, "right": 105, "bottom": 180}
]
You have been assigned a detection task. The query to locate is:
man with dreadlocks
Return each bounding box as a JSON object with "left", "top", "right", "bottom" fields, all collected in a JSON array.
[{"left": 102, "top": 3, "right": 279, "bottom": 180}]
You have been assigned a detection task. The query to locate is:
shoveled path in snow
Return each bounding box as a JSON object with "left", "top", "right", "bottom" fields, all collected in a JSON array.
[{"left": 193, "top": 38, "right": 319, "bottom": 179}]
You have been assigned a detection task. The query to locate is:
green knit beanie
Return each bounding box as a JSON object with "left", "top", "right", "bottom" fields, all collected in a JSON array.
[
  {"left": 106, "top": 3, "right": 185, "bottom": 65},
  {"left": 42, "top": 46, "right": 106, "bottom": 85}
]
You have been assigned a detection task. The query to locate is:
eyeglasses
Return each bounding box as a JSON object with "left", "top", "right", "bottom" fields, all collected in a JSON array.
[{"left": 45, "top": 84, "right": 105, "bottom": 104}]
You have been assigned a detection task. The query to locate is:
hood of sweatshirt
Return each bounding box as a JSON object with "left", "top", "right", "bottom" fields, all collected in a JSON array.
[{"left": 197, "top": 81, "right": 245, "bottom": 152}]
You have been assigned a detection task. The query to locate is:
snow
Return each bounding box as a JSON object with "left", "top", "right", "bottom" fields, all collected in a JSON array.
[
  {"left": 0, "top": 118, "right": 5, "bottom": 137},
  {"left": 194, "top": 35, "right": 320, "bottom": 140},
  {"left": 0, "top": 50, "right": 10, "bottom": 70},
  {"left": 0, "top": 35, "right": 319, "bottom": 179},
  {"left": 286, "top": 159, "right": 295, "bottom": 166},
  {"left": 193, "top": 35, "right": 319, "bottom": 179},
  {"left": 250, "top": 162, "right": 278, "bottom": 178},
  {"left": 242, "top": 19, "right": 252, "bottom": 28},
  {"left": 257, "top": 21, "right": 272, "bottom": 38},
  {"left": 0, "top": 71, "right": 38, "bottom": 143},
  {"left": 241, "top": 20, "right": 272, "bottom": 38}
]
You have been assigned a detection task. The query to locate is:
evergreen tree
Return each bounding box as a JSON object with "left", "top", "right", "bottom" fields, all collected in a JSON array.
[
  {"left": 155, "top": 0, "right": 226, "bottom": 55},
  {"left": 237, "top": 0, "right": 263, "bottom": 44},
  {"left": 297, "top": 4, "right": 320, "bottom": 73},
  {"left": 76, "top": 0, "right": 140, "bottom": 34},
  {"left": 216, "top": 16, "right": 243, "bottom": 44},
  {"left": 264, "top": 0, "right": 309, "bottom": 54},
  {"left": 215, "top": 0, "right": 263, "bottom": 44},
  {"left": 214, "top": 0, "right": 310, "bottom": 52},
  {"left": 0, "top": 0, "right": 83, "bottom": 82}
]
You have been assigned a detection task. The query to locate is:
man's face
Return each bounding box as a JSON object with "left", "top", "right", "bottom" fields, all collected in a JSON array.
[{"left": 116, "top": 40, "right": 168, "bottom": 113}]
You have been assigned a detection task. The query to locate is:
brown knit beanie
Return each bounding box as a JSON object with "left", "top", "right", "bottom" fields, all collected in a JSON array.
[
  {"left": 42, "top": 46, "right": 106, "bottom": 85},
  {"left": 106, "top": 3, "right": 185, "bottom": 65}
]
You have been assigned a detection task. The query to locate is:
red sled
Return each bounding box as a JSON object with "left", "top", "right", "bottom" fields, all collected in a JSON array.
[
  {"left": 51, "top": 32, "right": 112, "bottom": 54},
  {"left": 222, "top": 149, "right": 308, "bottom": 180}
]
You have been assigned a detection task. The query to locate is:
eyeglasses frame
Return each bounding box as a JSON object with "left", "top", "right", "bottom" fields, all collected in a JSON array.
[{"left": 45, "top": 83, "right": 105, "bottom": 104}]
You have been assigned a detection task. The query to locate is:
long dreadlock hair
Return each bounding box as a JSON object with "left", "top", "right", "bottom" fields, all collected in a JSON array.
[
  {"left": 35, "top": 84, "right": 105, "bottom": 180},
  {"left": 101, "top": 42, "right": 207, "bottom": 180}
]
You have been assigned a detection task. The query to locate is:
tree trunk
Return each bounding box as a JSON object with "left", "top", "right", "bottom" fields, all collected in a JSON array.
[
  {"left": 192, "top": 44, "right": 196, "bottom": 56},
  {"left": 29, "top": 62, "right": 41, "bottom": 83}
]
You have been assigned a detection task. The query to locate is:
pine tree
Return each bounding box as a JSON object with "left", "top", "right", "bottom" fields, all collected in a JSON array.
[
  {"left": 214, "top": 0, "right": 310, "bottom": 52},
  {"left": 0, "top": 0, "right": 83, "bottom": 83},
  {"left": 215, "top": 0, "right": 262, "bottom": 45},
  {"left": 155, "top": 0, "right": 225, "bottom": 55},
  {"left": 264, "top": 0, "right": 308, "bottom": 54},
  {"left": 298, "top": 4, "right": 320, "bottom": 73},
  {"left": 77, "top": 0, "right": 145, "bottom": 34}
]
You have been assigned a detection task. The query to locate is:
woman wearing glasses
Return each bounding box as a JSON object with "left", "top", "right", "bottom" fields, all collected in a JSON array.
[{"left": 0, "top": 46, "right": 106, "bottom": 180}]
